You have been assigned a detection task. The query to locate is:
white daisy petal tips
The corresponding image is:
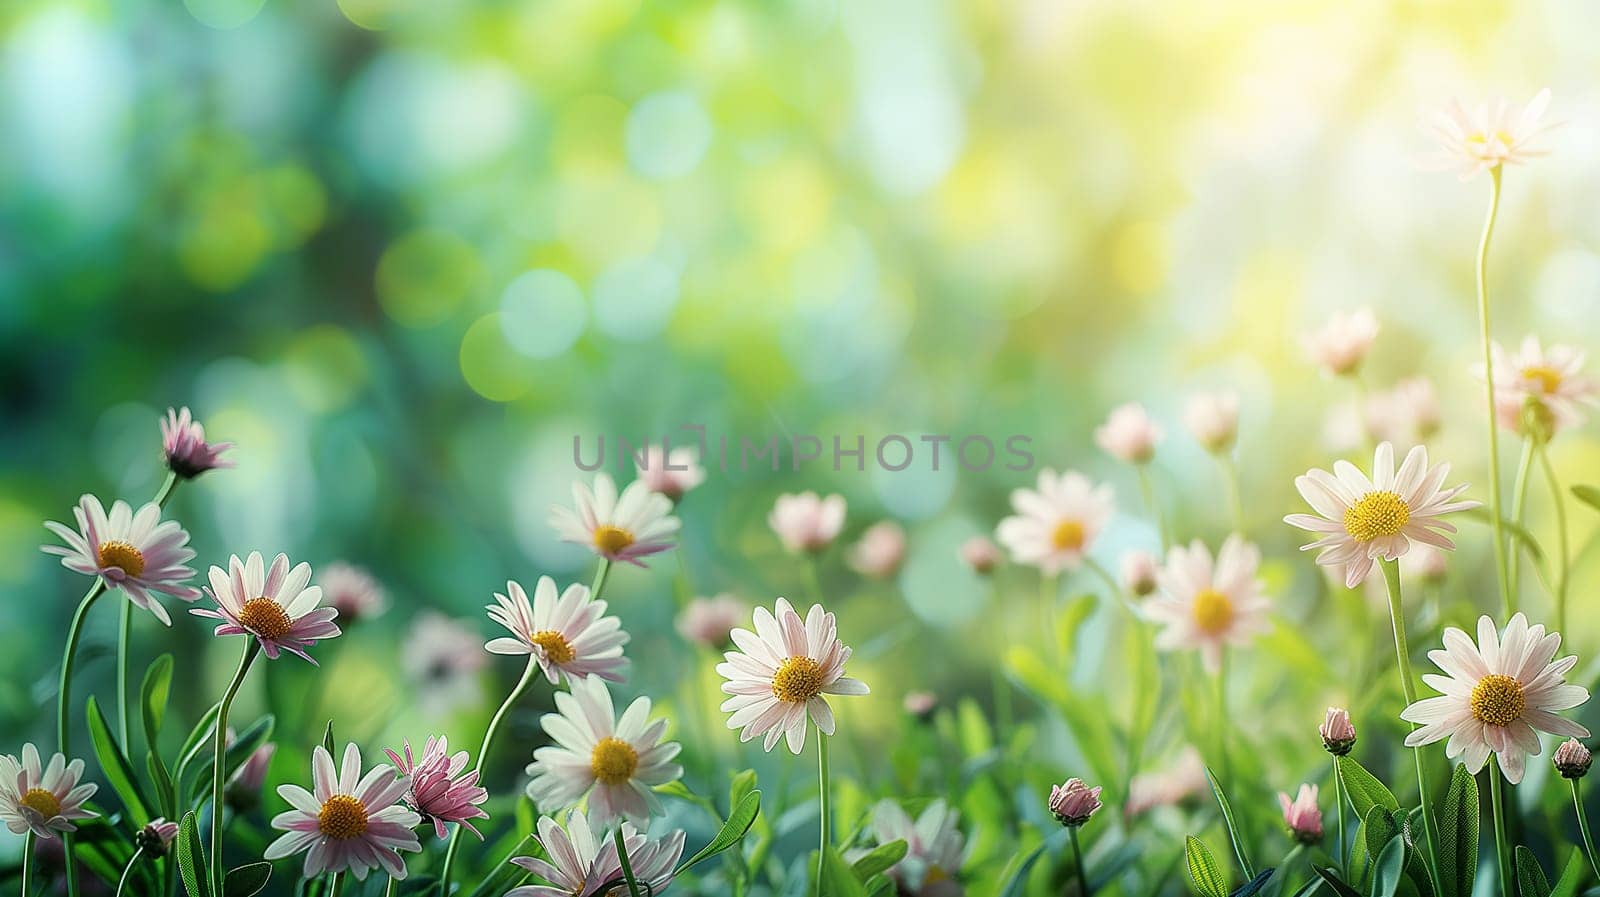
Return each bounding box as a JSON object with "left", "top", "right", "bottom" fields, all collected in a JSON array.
[
  {"left": 42, "top": 495, "right": 200, "bottom": 626},
  {"left": 191, "top": 552, "right": 341, "bottom": 662},
  {"left": 484, "top": 576, "right": 628, "bottom": 685}
]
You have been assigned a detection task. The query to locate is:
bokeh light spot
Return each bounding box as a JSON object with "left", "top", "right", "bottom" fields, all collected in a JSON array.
[
  {"left": 625, "top": 90, "right": 713, "bottom": 180},
  {"left": 500, "top": 270, "right": 587, "bottom": 359},
  {"left": 460, "top": 313, "right": 535, "bottom": 402},
  {"left": 377, "top": 230, "right": 480, "bottom": 328},
  {"left": 283, "top": 325, "right": 369, "bottom": 412},
  {"left": 593, "top": 257, "right": 680, "bottom": 342},
  {"left": 183, "top": 0, "right": 266, "bottom": 30}
]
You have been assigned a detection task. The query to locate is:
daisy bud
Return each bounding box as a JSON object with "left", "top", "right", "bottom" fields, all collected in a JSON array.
[
  {"left": 675, "top": 594, "right": 746, "bottom": 649},
  {"left": 1278, "top": 784, "right": 1323, "bottom": 844},
  {"left": 959, "top": 536, "right": 1001, "bottom": 575},
  {"left": 1303, "top": 308, "right": 1378, "bottom": 378},
  {"left": 1183, "top": 392, "right": 1240, "bottom": 454},
  {"left": 1048, "top": 778, "right": 1103, "bottom": 828},
  {"left": 1119, "top": 550, "right": 1159, "bottom": 598},
  {"left": 1319, "top": 708, "right": 1356, "bottom": 756},
  {"left": 768, "top": 492, "right": 847, "bottom": 554},
  {"left": 903, "top": 691, "right": 939, "bottom": 721},
  {"left": 1555, "top": 739, "right": 1592, "bottom": 779},
  {"left": 636, "top": 446, "right": 706, "bottom": 502},
  {"left": 225, "top": 742, "right": 277, "bottom": 811},
  {"left": 1094, "top": 403, "right": 1163, "bottom": 464},
  {"left": 161, "top": 407, "right": 234, "bottom": 479},
  {"left": 135, "top": 818, "right": 180, "bottom": 857}
]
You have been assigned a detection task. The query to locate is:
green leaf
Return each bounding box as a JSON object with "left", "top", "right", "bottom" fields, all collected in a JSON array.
[
  {"left": 676, "top": 790, "right": 761, "bottom": 872},
  {"left": 1548, "top": 851, "right": 1588, "bottom": 897},
  {"left": 1339, "top": 756, "right": 1400, "bottom": 821},
  {"left": 820, "top": 846, "right": 867, "bottom": 897},
  {"left": 1571, "top": 485, "right": 1600, "bottom": 514},
  {"left": 141, "top": 654, "right": 174, "bottom": 747},
  {"left": 147, "top": 751, "right": 176, "bottom": 819},
  {"left": 1516, "top": 847, "right": 1552, "bottom": 897},
  {"left": 173, "top": 702, "right": 222, "bottom": 794},
  {"left": 1232, "top": 869, "right": 1276, "bottom": 897},
  {"left": 1436, "top": 764, "right": 1478, "bottom": 897},
  {"left": 865, "top": 874, "right": 896, "bottom": 897},
  {"left": 1207, "top": 766, "right": 1255, "bottom": 878},
  {"left": 729, "top": 769, "right": 757, "bottom": 812},
  {"left": 851, "top": 840, "right": 907, "bottom": 881},
  {"left": 223, "top": 863, "right": 272, "bottom": 897},
  {"left": 186, "top": 715, "right": 275, "bottom": 805},
  {"left": 1363, "top": 808, "right": 1399, "bottom": 871},
  {"left": 1372, "top": 837, "right": 1406, "bottom": 897},
  {"left": 996, "top": 829, "right": 1068, "bottom": 897},
  {"left": 1314, "top": 867, "right": 1363, "bottom": 897},
  {"left": 321, "top": 719, "right": 336, "bottom": 754},
  {"left": 86, "top": 695, "right": 151, "bottom": 826},
  {"left": 177, "top": 811, "right": 210, "bottom": 897},
  {"left": 1186, "top": 836, "right": 1229, "bottom": 897}
]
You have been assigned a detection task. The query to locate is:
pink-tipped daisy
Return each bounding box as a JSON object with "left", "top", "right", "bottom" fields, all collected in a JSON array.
[
  {"left": 1401, "top": 613, "right": 1589, "bottom": 785},
  {"left": 403, "top": 612, "right": 488, "bottom": 716},
  {"left": 191, "top": 552, "right": 341, "bottom": 663},
  {"left": 550, "top": 473, "right": 679, "bottom": 566},
  {"left": 1284, "top": 442, "right": 1479, "bottom": 588},
  {"left": 524, "top": 676, "right": 682, "bottom": 828},
  {"left": 264, "top": 744, "right": 422, "bottom": 881},
  {"left": 717, "top": 597, "right": 870, "bottom": 754},
  {"left": 1278, "top": 785, "right": 1323, "bottom": 844},
  {"left": 1482, "top": 336, "right": 1597, "bottom": 437},
  {"left": 769, "top": 492, "right": 847, "bottom": 554},
  {"left": 385, "top": 737, "right": 488, "bottom": 840},
  {"left": 1303, "top": 308, "right": 1378, "bottom": 378},
  {"left": 1094, "top": 402, "right": 1163, "bottom": 464},
  {"left": 994, "top": 469, "right": 1114, "bottom": 575},
  {"left": 0, "top": 745, "right": 98, "bottom": 840},
  {"left": 635, "top": 445, "right": 706, "bottom": 502},
  {"left": 508, "top": 809, "right": 685, "bottom": 897},
  {"left": 1421, "top": 88, "right": 1556, "bottom": 181},
  {"left": 161, "top": 406, "right": 234, "bottom": 479},
  {"left": 866, "top": 799, "right": 967, "bottom": 897},
  {"left": 484, "top": 577, "right": 627, "bottom": 685},
  {"left": 42, "top": 495, "right": 200, "bottom": 625},
  {"left": 1146, "top": 536, "right": 1272, "bottom": 674}
]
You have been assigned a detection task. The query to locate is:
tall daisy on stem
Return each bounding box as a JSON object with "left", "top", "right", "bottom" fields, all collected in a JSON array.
[{"left": 551, "top": 473, "right": 681, "bottom": 602}]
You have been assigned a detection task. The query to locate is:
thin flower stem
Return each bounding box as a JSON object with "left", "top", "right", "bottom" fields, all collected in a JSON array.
[
  {"left": 1489, "top": 765, "right": 1512, "bottom": 897},
  {"left": 802, "top": 558, "right": 825, "bottom": 607},
  {"left": 1215, "top": 650, "right": 1230, "bottom": 789},
  {"left": 21, "top": 831, "right": 33, "bottom": 897},
  {"left": 113, "top": 847, "right": 144, "bottom": 897},
  {"left": 328, "top": 872, "right": 345, "bottom": 897},
  {"left": 1508, "top": 438, "right": 1534, "bottom": 595},
  {"left": 383, "top": 875, "right": 397, "bottom": 897},
  {"left": 1135, "top": 466, "right": 1170, "bottom": 552},
  {"left": 1069, "top": 826, "right": 1091, "bottom": 897},
  {"left": 120, "top": 472, "right": 180, "bottom": 748},
  {"left": 1333, "top": 757, "right": 1348, "bottom": 882},
  {"left": 211, "top": 640, "right": 261, "bottom": 897},
  {"left": 57, "top": 579, "right": 107, "bottom": 897},
  {"left": 1379, "top": 560, "right": 1441, "bottom": 897},
  {"left": 612, "top": 827, "right": 645, "bottom": 897},
  {"left": 1571, "top": 779, "right": 1600, "bottom": 881},
  {"left": 1537, "top": 444, "right": 1570, "bottom": 635},
  {"left": 816, "top": 727, "right": 831, "bottom": 897},
  {"left": 1221, "top": 455, "right": 1245, "bottom": 536},
  {"left": 1475, "top": 165, "right": 1511, "bottom": 616},
  {"left": 591, "top": 558, "right": 613, "bottom": 604}
]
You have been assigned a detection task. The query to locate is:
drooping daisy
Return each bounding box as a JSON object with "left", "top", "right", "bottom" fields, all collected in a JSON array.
[
  {"left": 1094, "top": 403, "right": 1163, "bottom": 464},
  {"left": 1119, "top": 550, "right": 1159, "bottom": 598},
  {"left": 769, "top": 492, "right": 847, "bottom": 554},
  {"left": 161, "top": 406, "right": 234, "bottom": 479},
  {"left": 718, "top": 597, "right": 870, "bottom": 754},
  {"left": 1284, "top": 442, "right": 1479, "bottom": 588},
  {"left": 135, "top": 817, "right": 181, "bottom": 856},
  {"left": 484, "top": 577, "right": 627, "bottom": 685},
  {"left": 508, "top": 809, "right": 686, "bottom": 897},
  {"left": 524, "top": 676, "right": 681, "bottom": 827},
  {"left": 192, "top": 552, "right": 341, "bottom": 662},
  {"left": 264, "top": 744, "right": 422, "bottom": 880},
  {"left": 550, "top": 473, "right": 679, "bottom": 566},
  {"left": 994, "top": 469, "right": 1114, "bottom": 575},
  {"left": 1401, "top": 613, "right": 1589, "bottom": 784},
  {"left": 42, "top": 495, "right": 200, "bottom": 625},
  {"left": 848, "top": 521, "right": 907, "bottom": 579},
  {"left": 318, "top": 562, "right": 387, "bottom": 625},
  {"left": 0, "top": 745, "right": 98, "bottom": 840},
  {"left": 1482, "top": 336, "right": 1597, "bottom": 437},
  {"left": 1421, "top": 88, "right": 1555, "bottom": 181},
  {"left": 958, "top": 536, "right": 1001, "bottom": 575},
  {"left": 635, "top": 445, "right": 706, "bottom": 502},
  {"left": 1303, "top": 308, "right": 1379, "bottom": 378},
  {"left": 384, "top": 737, "right": 489, "bottom": 840},
  {"left": 865, "top": 799, "right": 967, "bottom": 897},
  {"left": 1146, "top": 536, "right": 1272, "bottom": 673}
]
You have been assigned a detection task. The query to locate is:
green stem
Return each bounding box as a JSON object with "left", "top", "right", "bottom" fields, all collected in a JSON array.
[
  {"left": 1537, "top": 444, "right": 1570, "bottom": 635},
  {"left": 118, "top": 473, "right": 180, "bottom": 759},
  {"left": 816, "top": 727, "right": 831, "bottom": 897},
  {"left": 1069, "top": 826, "right": 1091, "bottom": 897},
  {"left": 21, "top": 831, "right": 33, "bottom": 897},
  {"left": 1571, "top": 778, "right": 1600, "bottom": 881},
  {"left": 612, "top": 827, "right": 645, "bottom": 897},
  {"left": 1333, "top": 757, "right": 1348, "bottom": 882},
  {"left": 113, "top": 848, "right": 144, "bottom": 897},
  {"left": 1221, "top": 455, "right": 1245, "bottom": 536},
  {"left": 590, "top": 557, "right": 613, "bottom": 604},
  {"left": 1379, "top": 560, "right": 1441, "bottom": 896},
  {"left": 211, "top": 641, "right": 260, "bottom": 897},
  {"left": 1489, "top": 764, "right": 1511, "bottom": 897},
  {"left": 57, "top": 579, "right": 107, "bottom": 897},
  {"left": 1216, "top": 649, "right": 1230, "bottom": 789},
  {"left": 801, "top": 558, "right": 824, "bottom": 607},
  {"left": 328, "top": 872, "right": 345, "bottom": 897},
  {"left": 1508, "top": 438, "right": 1534, "bottom": 596},
  {"left": 1475, "top": 165, "right": 1511, "bottom": 617},
  {"left": 1136, "top": 466, "right": 1170, "bottom": 552},
  {"left": 384, "top": 875, "right": 397, "bottom": 897}
]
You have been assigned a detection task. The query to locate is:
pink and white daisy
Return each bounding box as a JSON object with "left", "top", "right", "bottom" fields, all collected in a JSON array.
[
  {"left": 1284, "top": 442, "right": 1479, "bottom": 588},
  {"left": 769, "top": 492, "right": 847, "bottom": 554},
  {"left": 161, "top": 406, "right": 234, "bottom": 479},
  {"left": 718, "top": 597, "right": 870, "bottom": 754},
  {"left": 318, "top": 562, "right": 387, "bottom": 625},
  {"left": 994, "top": 470, "right": 1114, "bottom": 575},
  {"left": 192, "top": 552, "right": 341, "bottom": 663},
  {"left": 1481, "top": 337, "right": 1597, "bottom": 436},
  {"left": 866, "top": 799, "right": 967, "bottom": 897},
  {"left": 0, "top": 745, "right": 98, "bottom": 840},
  {"left": 1421, "top": 88, "right": 1555, "bottom": 181},
  {"left": 550, "top": 473, "right": 679, "bottom": 566},
  {"left": 676, "top": 594, "right": 746, "bottom": 649},
  {"left": 42, "top": 495, "right": 200, "bottom": 625},
  {"left": 1364, "top": 377, "right": 1442, "bottom": 447},
  {"left": 524, "top": 676, "right": 682, "bottom": 827},
  {"left": 403, "top": 612, "right": 487, "bottom": 715},
  {"left": 1278, "top": 784, "right": 1322, "bottom": 844},
  {"left": 1094, "top": 403, "right": 1163, "bottom": 464},
  {"left": 1184, "top": 391, "right": 1240, "bottom": 454},
  {"left": 1303, "top": 308, "right": 1379, "bottom": 378},
  {"left": 484, "top": 577, "right": 627, "bottom": 685},
  {"left": 1401, "top": 613, "right": 1589, "bottom": 784},
  {"left": 1146, "top": 536, "right": 1272, "bottom": 673},
  {"left": 635, "top": 446, "right": 706, "bottom": 502},
  {"left": 1119, "top": 550, "right": 1159, "bottom": 598},
  {"left": 508, "top": 809, "right": 685, "bottom": 897},
  {"left": 264, "top": 744, "right": 422, "bottom": 881},
  {"left": 384, "top": 737, "right": 488, "bottom": 840},
  {"left": 848, "top": 521, "right": 907, "bottom": 579}
]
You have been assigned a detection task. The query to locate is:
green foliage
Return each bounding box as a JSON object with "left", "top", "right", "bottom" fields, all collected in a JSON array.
[
  {"left": 177, "top": 811, "right": 210, "bottom": 897},
  {"left": 86, "top": 694, "right": 152, "bottom": 826},
  {"left": 850, "top": 840, "right": 907, "bottom": 880},
  {"left": 1338, "top": 757, "right": 1400, "bottom": 821},
  {"left": 1206, "top": 766, "right": 1255, "bottom": 878},
  {"left": 1186, "top": 836, "right": 1229, "bottom": 897},
  {"left": 224, "top": 863, "right": 273, "bottom": 897},
  {"left": 1436, "top": 764, "right": 1479, "bottom": 897},
  {"left": 677, "top": 790, "right": 762, "bottom": 873},
  {"left": 1371, "top": 838, "right": 1406, "bottom": 897}
]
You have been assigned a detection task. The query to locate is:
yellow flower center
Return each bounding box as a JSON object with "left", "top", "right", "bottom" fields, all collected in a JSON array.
[
  {"left": 238, "top": 597, "right": 293, "bottom": 640},
  {"left": 771, "top": 656, "right": 826, "bottom": 704},
  {"left": 530, "top": 630, "right": 576, "bottom": 665},
  {"left": 317, "top": 794, "right": 369, "bottom": 840},
  {"left": 20, "top": 788, "right": 61, "bottom": 819},
  {"left": 97, "top": 540, "right": 146, "bottom": 578},
  {"left": 1192, "top": 589, "right": 1234, "bottom": 635},
  {"left": 1466, "top": 130, "right": 1516, "bottom": 148},
  {"left": 1051, "top": 520, "right": 1085, "bottom": 551},
  {"left": 1470, "top": 674, "right": 1526, "bottom": 727},
  {"left": 1343, "top": 491, "right": 1410, "bottom": 542},
  {"left": 590, "top": 736, "right": 640, "bottom": 785},
  {"left": 1522, "top": 365, "right": 1564, "bottom": 394},
  {"left": 592, "top": 525, "right": 635, "bottom": 555}
]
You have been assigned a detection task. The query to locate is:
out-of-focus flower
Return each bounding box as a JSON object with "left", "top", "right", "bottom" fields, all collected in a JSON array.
[
  {"left": 1421, "top": 88, "right": 1555, "bottom": 181},
  {"left": 1364, "top": 378, "right": 1441, "bottom": 446},
  {"left": 1146, "top": 536, "right": 1271, "bottom": 674},
  {"left": 135, "top": 818, "right": 180, "bottom": 856},
  {"left": 226, "top": 741, "right": 278, "bottom": 810},
  {"left": 995, "top": 470, "right": 1114, "bottom": 575},
  {"left": 1126, "top": 747, "right": 1207, "bottom": 817},
  {"left": 1095, "top": 403, "right": 1163, "bottom": 464},
  {"left": 161, "top": 407, "right": 234, "bottom": 479},
  {"left": 524, "top": 676, "right": 682, "bottom": 828},
  {"left": 1184, "top": 392, "right": 1239, "bottom": 454},
  {"left": 676, "top": 594, "right": 746, "bottom": 649},
  {"left": 867, "top": 800, "right": 967, "bottom": 897},
  {"left": 1401, "top": 613, "right": 1589, "bottom": 784},
  {"left": 1402, "top": 544, "right": 1450, "bottom": 584},
  {"left": 959, "top": 536, "right": 1001, "bottom": 575},
  {"left": 848, "top": 521, "right": 907, "bottom": 579},
  {"left": 903, "top": 691, "right": 939, "bottom": 721},
  {"left": 385, "top": 737, "right": 488, "bottom": 840},
  {"left": 550, "top": 473, "right": 679, "bottom": 566},
  {"left": 717, "top": 598, "right": 869, "bottom": 754},
  {"left": 319, "top": 563, "right": 387, "bottom": 625},
  {"left": 192, "top": 553, "right": 340, "bottom": 663},
  {"left": 1304, "top": 308, "right": 1378, "bottom": 378},
  {"left": 1319, "top": 708, "right": 1356, "bottom": 756},
  {"left": 1555, "top": 739, "right": 1592, "bottom": 779},
  {"left": 1481, "top": 337, "right": 1597, "bottom": 438},
  {"left": 1284, "top": 442, "right": 1478, "bottom": 588},
  {"left": 508, "top": 810, "right": 685, "bottom": 897},
  {"left": 1048, "top": 779, "right": 1103, "bottom": 828},
  {"left": 1278, "top": 784, "right": 1323, "bottom": 844},
  {"left": 1120, "top": 550, "right": 1159, "bottom": 598},
  {"left": 42, "top": 495, "right": 200, "bottom": 626},
  {"left": 264, "top": 744, "right": 421, "bottom": 881},
  {"left": 485, "top": 577, "right": 627, "bottom": 685},
  {"left": 635, "top": 446, "right": 706, "bottom": 502},
  {"left": 0, "top": 745, "right": 98, "bottom": 840},
  {"left": 769, "top": 492, "right": 847, "bottom": 554},
  {"left": 404, "top": 613, "right": 487, "bottom": 715}
]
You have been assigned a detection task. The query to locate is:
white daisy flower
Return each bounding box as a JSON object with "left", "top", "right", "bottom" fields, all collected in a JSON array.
[
  {"left": 550, "top": 473, "right": 679, "bottom": 566},
  {"left": 1094, "top": 403, "right": 1163, "bottom": 464},
  {"left": 484, "top": 577, "right": 628, "bottom": 685},
  {"left": 263, "top": 744, "right": 422, "bottom": 880},
  {"left": 0, "top": 745, "right": 98, "bottom": 840},
  {"left": 1283, "top": 442, "right": 1479, "bottom": 588},
  {"left": 1184, "top": 391, "right": 1240, "bottom": 454},
  {"left": 865, "top": 799, "right": 967, "bottom": 897},
  {"left": 994, "top": 469, "right": 1114, "bottom": 575},
  {"left": 1481, "top": 336, "right": 1597, "bottom": 437},
  {"left": 1303, "top": 308, "right": 1379, "bottom": 378},
  {"left": 524, "top": 676, "right": 682, "bottom": 828},
  {"left": 717, "top": 598, "right": 870, "bottom": 754},
  {"left": 42, "top": 495, "right": 200, "bottom": 625},
  {"left": 1401, "top": 613, "right": 1589, "bottom": 784},
  {"left": 1421, "top": 88, "right": 1555, "bottom": 181},
  {"left": 508, "top": 809, "right": 685, "bottom": 897},
  {"left": 1146, "top": 536, "right": 1272, "bottom": 673},
  {"left": 769, "top": 492, "right": 847, "bottom": 554}
]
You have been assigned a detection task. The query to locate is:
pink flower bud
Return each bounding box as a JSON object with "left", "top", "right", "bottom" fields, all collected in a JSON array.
[
  {"left": 1303, "top": 308, "right": 1378, "bottom": 377},
  {"left": 1183, "top": 392, "right": 1240, "bottom": 454},
  {"left": 1555, "top": 739, "right": 1592, "bottom": 779},
  {"left": 161, "top": 407, "right": 234, "bottom": 479},
  {"left": 1048, "top": 778, "right": 1103, "bottom": 827},
  {"left": 136, "top": 818, "right": 180, "bottom": 856},
  {"left": 1278, "top": 784, "right": 1323, "bottom": 844},
  {"left": 960, "top": 536, "right": 1001, "bottom": 575},
  {"left": 636, "top": 446, "right": 706, "bottom": 502},
  {"left": 1119, "top": 550, "right": 1159, "bottom": 597},
  {"left": 769, "top": 492, "right": 847, "bottom": 554},
  {"left": 1319, "top": 707, "right": 1356, "bottom": 756},
  {"left": 1094, "top": 403, "right": 1163, "bottom": 464},
  {"left": 848, "top": 522, "right": 907, "bottom": 580},
  {"left": 675, "top": 594, "right": 746, "bottom": 649},
  {"left": 902, "top": 691, "right": 938, "bottom": 721}
]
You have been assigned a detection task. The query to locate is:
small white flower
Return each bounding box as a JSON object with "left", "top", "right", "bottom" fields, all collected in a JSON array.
[
  {"left": 769, "top": 492, "right": 847, "bottom": 554},
  {"left": 995, "top": 469, "right": 1114, "bottom": 575},
  {"left": 1421, "top": 89, "right": 1555, "bottom": 181},
  {"left": 864, "top": 799, "right": 967, "bottom": 897},
  {"left": 635, "top": 446, "right": 706, "bottom": 502},
  {"left": 1146, "top": 536, "right": 1272, "bottom": 673},
  {"left": 1480, "top": 336, "right": 1597, "bottom": 437},
  {"left": 1094, "top": 403, "right": 1162, "bottom": 464},
  {"left": 1303, "top": 308, "right": 1378, "bottom": 377},
  {"left": 1183, "top": 391, "right": 1240, "bottom": 454},
  {"left": 484, "top": 577, "right": 628, "bottom": 685},
  {"left": 848, "top": 521, "right": 907, "bottom": 579},
  {"left": 550, "top": 473, "right": 679, "bottom": 566}
]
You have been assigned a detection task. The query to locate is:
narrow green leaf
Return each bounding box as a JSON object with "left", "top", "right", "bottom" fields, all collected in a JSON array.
[
  {"left": 1547, "top": 851, "right": 1587, "bottom": 897},
  {"left": 820, "top": 846, "right": 867, "bottom": 897},
  {"left": 147, "top": 751, "right": 176, "bottom": 819},
  {"left": 1571, "top": 485, "right": 1600, "bottom": 514},
  {"left": 1206, "top": 766, "right": 1255, "bottom": 878},
  {"left": 141, "top": 654, "right": 174, "bottom": 747},
  {"left": 676, "top": 790, "right": 761, "bottom": 872},
  {"left": 1186, "top": 836, "right": 1229, "bottom": 897},
  {"left": 1339, "top": 756, "right": 1400, "bottom": 821},
  {"left": 1372, "top": 837, "right": 1406, "bottom": 897},
  {"left": 996, "top": 829, "right": 1069, "bottom": 897},
  {"left": 865, "top": 874, "right": 896, "bottom": 897},
  {"left": 86, "top": 695, "right": 151, "bottom": 825},
  {"left": 851, "top": 840, "right": 908, "bottom": 881},
  {"left": 729, "top": 769, "right": 757, "bottom": 813},
  {"left": 223, "top": 863, "right": 272, "bottom": 897},
  {"left": 321, "top": 720, "right": 336, "bottom": 755},
  {"left": 1436, "top": 764, "right": 1478, "bottom": 897},
  {"left": 1515, "top": 847, "right": 1551, "bottom": 897},
  {"left": 1232, "top": 868, "right": 1276, "bottom": 897},
  {"left": 177, "top": 811, "right": 210, "bottom": 897},
  {"left": 1314, "top": 867, "right": 1363, "bottom": 897},
  {"left": 1461, "top": 507, "right": 1544, "bottom": 560},
  {"left": 186, "top": 715, "right": 274, "bottom": 805},
  {"left": 173, "top": 702, "right": 223, "bottom": 794},
  {"left": 1363, "top": 807, "right": 1398, "bottom": 868}
]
